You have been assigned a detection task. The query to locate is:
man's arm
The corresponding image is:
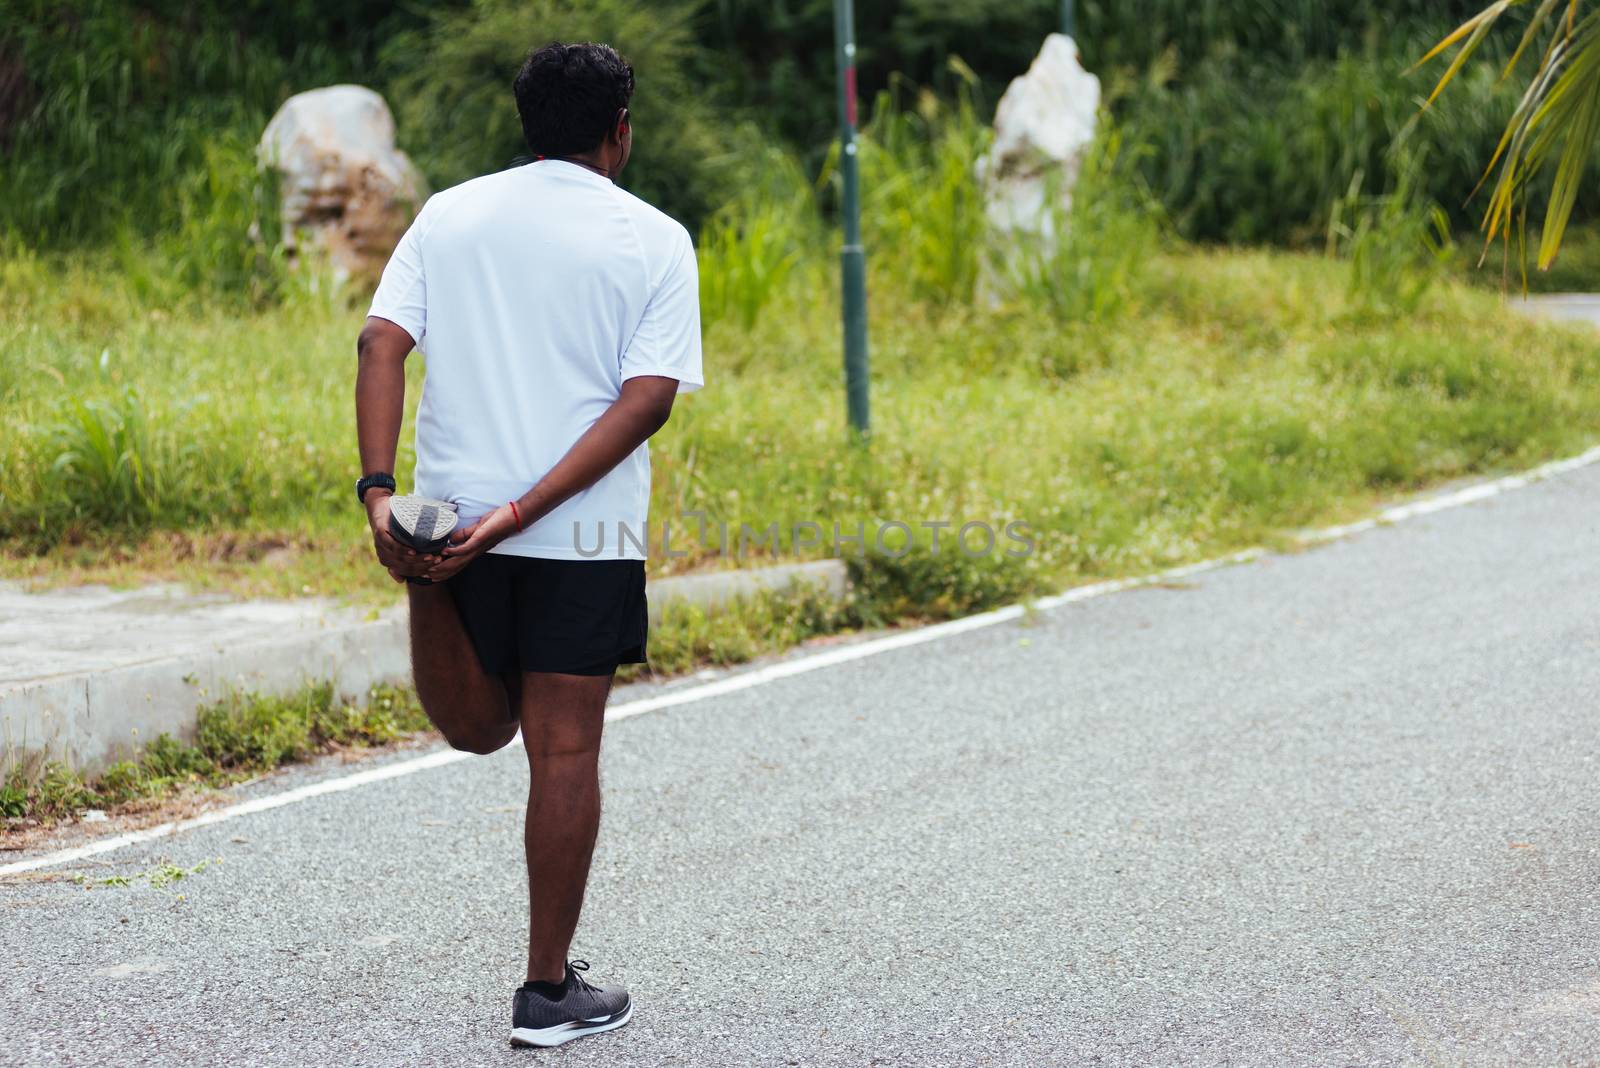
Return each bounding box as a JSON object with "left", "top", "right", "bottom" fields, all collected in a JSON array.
[
  {"left": 356, "top": 316, "right": 436, "bottom": 581},
  {"left": 427, "top": 375, "right": 679, "bottom": 581}
]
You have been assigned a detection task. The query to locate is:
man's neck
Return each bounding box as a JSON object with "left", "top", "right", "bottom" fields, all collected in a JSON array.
[{"left": 548, "top": 153, "right": 612, "bottom": 181}]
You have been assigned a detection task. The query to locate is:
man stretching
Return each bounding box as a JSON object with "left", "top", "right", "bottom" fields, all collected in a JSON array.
[{"left": 353, "top": 41, "right": 702, "bottom": 1048}]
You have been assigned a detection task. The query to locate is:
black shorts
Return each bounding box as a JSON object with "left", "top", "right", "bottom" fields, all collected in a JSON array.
[{"left": 448, "top": 554, "right": 648, "bottom": 677}]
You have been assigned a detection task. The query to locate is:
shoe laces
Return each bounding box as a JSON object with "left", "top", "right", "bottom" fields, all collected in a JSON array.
[{"left": 566, "top": 959, "right": 600, "bottom": 995}]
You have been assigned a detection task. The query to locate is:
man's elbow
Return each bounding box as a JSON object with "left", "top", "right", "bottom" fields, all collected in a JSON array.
[
  {"left": 356, "top": 323, "right": 384, "bottom": 363},
  {"left": 641, "top": 397, "right": 674, "bottom": 436},
  {"left": 621, "top": 377, "right": 679, "bottom": 435},
  {"left": 357, "top": 318, "right": 413, "bottom": 368}
]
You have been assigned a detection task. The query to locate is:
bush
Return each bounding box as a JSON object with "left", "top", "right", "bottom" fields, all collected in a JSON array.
[
  {"left": 989, "top": 125, "right": 1162, "bottom": 323},
  {"left": 696, "top": 143, "right": 817, "bottom": 331},
  {"left": 848, "top": 541, "right": 1048, "bottom": 625},
  {"left": 382, "top": 0, "right": 741, "bottom": 232},
  {"left": 0, "top": 0, "right": 379, "bottom": 247},
  {"left": 1119, "top": 50, "right": 1529, "bottom": 246},
  {"left": 4, "top": 1, "right": 1580, "bottom": 259},
  {"left": 857, "top": 75, "right": 991, "bottom": 306},
  {"left": 1326, "top": 151, "right": 1454, "bottom": 317}
]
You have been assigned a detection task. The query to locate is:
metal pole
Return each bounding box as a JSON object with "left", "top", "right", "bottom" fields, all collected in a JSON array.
[
  {"left": 833, "top": 0, "right": 870, "bottom": 436},
  {"left": 1061, "top": 0, "right": 1075, "bottom": 38}
]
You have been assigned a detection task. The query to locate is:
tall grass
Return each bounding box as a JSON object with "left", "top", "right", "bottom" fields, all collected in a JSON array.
[
  {"left": 46, "top": 386, "right": 171, "bottom": 527},
  {"left": 1119, "top": 51, "right": 1530, "bottom": 246},
  {"left": 0, "top": 248, "right": 398, "bottom": 548},
  {"left": 6, "top": 71, "right": 1600, "bottom": 620},
  {"left": 1327, "top": 152, "right": 1455, "bottom": 316},
  {"left": 0, "top": 2, "right": 373, "bottom": 247},
  {"left": 856, "top": 77, "right": 991, "bottom": 306},
  {"left": 991, "top": 127, "right": 1163, "bottom": 324},
  {"left": 697, "top": 203, "right": 806, "bottom": 332}
]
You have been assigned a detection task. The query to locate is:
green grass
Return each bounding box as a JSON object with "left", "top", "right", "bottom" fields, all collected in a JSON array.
[
  {"left": 4, "top": 235, "right": 1600, "bottom": 610},
  {"left": 629, "top": 582, "right": 864, "bottom": 679},
  {"left": 1, "top": 683, "right": 429, "bottom": 826},
  {"left": 7, "top": 102, "right": 1598, "bottom": 619}
]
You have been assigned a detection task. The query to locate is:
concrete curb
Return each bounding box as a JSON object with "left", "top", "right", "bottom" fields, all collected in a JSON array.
[
  {"left": 646, "top": 558, "right": 847, "bottom": 621},
  {"left": 1, "top": 559, "right": 848, "bottom": 773}
]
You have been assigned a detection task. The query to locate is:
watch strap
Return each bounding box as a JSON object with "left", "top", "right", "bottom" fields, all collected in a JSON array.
[{"left": 356, "top": 472, "right": 397, "bottom": 503}]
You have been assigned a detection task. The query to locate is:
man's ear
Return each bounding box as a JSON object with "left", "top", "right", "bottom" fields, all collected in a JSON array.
[{"left": 616, "top": 108, "right": 630, "bottom": 139}]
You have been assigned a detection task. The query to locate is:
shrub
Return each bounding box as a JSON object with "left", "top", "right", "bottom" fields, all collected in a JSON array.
[
  {"left": 857, "top": 74, "right": 992, "bottom": 306},
  {"left": 848, "top": 542, "right": 1048, "bottom": 625},
  {"left": 0, "top": 0, "right": 373, "bottom": 247},
  {"left": 1326, "top": 151, "right": 1454, "bottom": 317},
  {"left": 44, "top": 386, "right": 170, "bottom": 528},
  {"left": 1119, "top": 50, "right": 1528, "bottom": 246},
  {"left": 696, "top": 146, "right": 816, "bottom": 331},
  {"left": 990, "top": 125, "right": 1163, "bottom": 323},
  {"left": 382, "top": 0, "right": 737, "bottom": 231}
]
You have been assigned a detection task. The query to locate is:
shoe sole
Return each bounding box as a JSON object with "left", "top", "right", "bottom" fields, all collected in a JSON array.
[
  {"left": 509, "top": 1000, "right": 633, "bottom": 1048},
  {"left": 387, "top": 494, "right": 459, "bottom": 553}
]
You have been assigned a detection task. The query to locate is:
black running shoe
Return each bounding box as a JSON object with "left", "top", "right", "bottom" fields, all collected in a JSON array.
[
  {"left": 387, "top": 494, "right": 459, "bottom": 554},
  {"left": 509, "top": 960, "right": 633, "bottom": 1049}
]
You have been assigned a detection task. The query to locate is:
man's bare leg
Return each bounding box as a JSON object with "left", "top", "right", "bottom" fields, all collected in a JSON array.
[
  {"left": 408, "top": 583, "right": 521, "bottom": 754},
  {"left": 519, "top": 671, "right": 613, "bottom": 983}
]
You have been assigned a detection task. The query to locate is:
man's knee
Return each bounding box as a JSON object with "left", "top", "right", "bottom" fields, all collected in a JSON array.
[
  {"left": 524, "top": 716, "right": 605, "bottom": 761},
  {"left": 441, "top": 722, "right": 516, "bottom": 755}
]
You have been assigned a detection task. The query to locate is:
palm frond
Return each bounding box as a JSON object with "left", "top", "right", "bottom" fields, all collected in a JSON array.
[
  {"left": 1502, "top": 0, "right": 1565, "bottom": 79},
  {"left": 1418, "top": 1, "right": 1600, "bottom": 268},
  {"left": 1419, "top": 6, "right": 1509, "bottom": 109}
]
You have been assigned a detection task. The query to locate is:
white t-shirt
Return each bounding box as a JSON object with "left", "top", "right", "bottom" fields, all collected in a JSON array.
[{"left": 368, "top": 160, "right": 703, "bottom": 560}]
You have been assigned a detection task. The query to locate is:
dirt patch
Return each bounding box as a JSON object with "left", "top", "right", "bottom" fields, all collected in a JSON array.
[{"left": 2, "top": 786, "right": 229, "bottom": 857}]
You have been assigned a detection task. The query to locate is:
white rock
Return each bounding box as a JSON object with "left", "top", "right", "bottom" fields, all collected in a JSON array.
[
  {"left": 258, "top": 85, "right": 427, "bottom": 281},
  {"left": 978, "top": 34, "right": 1100, "bottom": 238}
]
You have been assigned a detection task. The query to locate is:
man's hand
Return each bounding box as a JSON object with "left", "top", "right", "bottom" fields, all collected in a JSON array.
[
  {"left": 427, "top": 505, "right": 519, "bottom": 582},
  {"left": 385, "top": 374, "right": 676, "bottom": 585},
  {"left": 365, "top": 491, "right": 441, "bottom": 583}
]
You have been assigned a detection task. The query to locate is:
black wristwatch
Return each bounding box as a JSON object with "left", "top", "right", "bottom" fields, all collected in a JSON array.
[{"left": 355, "top": 472, "right": 396, "bottom": 503}]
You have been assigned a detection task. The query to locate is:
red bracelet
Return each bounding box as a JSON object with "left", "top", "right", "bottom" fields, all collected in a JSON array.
[{"left": 509, "top": 500, "right": 523, "bottom": 531}]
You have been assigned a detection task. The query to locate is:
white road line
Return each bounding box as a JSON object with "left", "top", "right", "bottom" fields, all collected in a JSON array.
[
  {"left": 0, "top": 750, "right": 474, "bottom": 876},
  {"left": 5, "top": 444, "right": 1598, "bottom": 878},
  {"left": 1304, "top": 443, "right": 1600, "bottom": 543}
]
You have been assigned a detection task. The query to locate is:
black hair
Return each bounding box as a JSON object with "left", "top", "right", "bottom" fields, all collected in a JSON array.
[{"left": 513, "top": 42, "right": 634, "bottom": 158}]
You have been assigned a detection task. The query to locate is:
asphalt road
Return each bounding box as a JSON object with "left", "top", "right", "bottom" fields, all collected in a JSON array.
[{"left": 3, "top": 463, "right": 1598, "bottom": 1067}]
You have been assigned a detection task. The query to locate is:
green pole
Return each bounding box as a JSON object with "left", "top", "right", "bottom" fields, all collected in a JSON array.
[
  {"left": 1061, "top": 0, "right": 1075, "bottom": 37},
  {"left": 833, "top": 0, "right": 870, "bottom": 436}
]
